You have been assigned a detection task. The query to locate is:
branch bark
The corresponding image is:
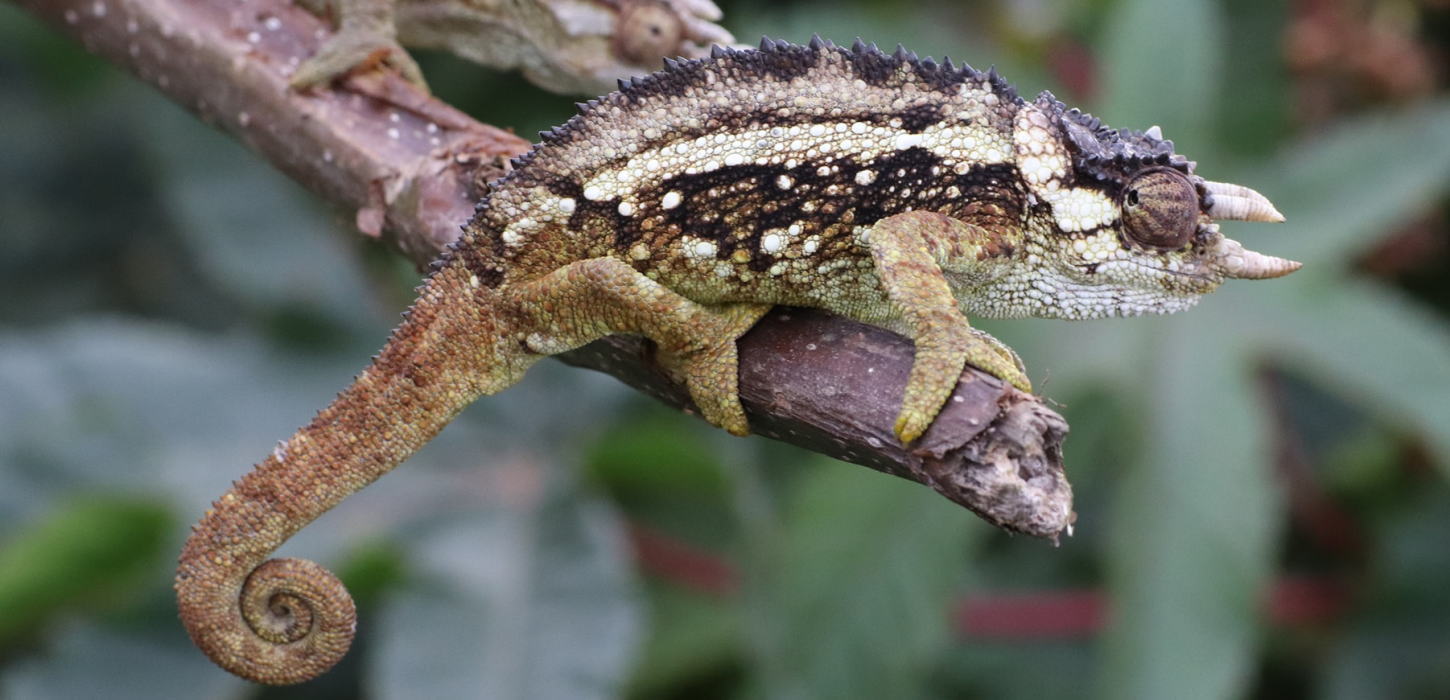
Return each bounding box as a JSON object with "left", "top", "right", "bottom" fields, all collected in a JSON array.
[{"left": 18, "top": 0, "right": 1075, "bottom": 538}]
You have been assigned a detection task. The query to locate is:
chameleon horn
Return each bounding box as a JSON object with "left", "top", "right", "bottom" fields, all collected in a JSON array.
[
  {"left": 1203, "top": 181, "right": 1285, "bottom": 223},
  {"left": 1214, "top": 237, "right": 1302, "bottom": 279}
]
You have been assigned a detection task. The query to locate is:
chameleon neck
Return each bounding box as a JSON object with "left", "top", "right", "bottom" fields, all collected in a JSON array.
[{"left": 174, "top": 262, "right": 527, "bottom": 684}]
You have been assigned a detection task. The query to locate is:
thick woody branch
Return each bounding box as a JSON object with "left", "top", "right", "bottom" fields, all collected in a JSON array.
[{"left": 18, "top": 0, "right": 1074, "bottom": 538}]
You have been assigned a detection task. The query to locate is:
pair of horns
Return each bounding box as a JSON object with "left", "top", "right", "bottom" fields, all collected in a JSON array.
[{"left": 1203, "top": 181, "right": 1285, "bottom": 223}]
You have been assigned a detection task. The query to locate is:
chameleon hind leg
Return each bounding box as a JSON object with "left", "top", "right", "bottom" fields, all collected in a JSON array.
[
  {"left": 863, "top": 211, "right": 1032, "bottom": 443},
  {"left": 507, "top": 257, "right": 770, "bottom": 435},
  {"left": 290, "top": 0, "right": 428, "bottom": 90}
]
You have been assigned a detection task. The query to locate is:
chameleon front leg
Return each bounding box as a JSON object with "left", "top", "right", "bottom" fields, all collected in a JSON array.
[
  {"left": 863, "top": 211, "right": 1032, "bottom": 443},
  {"left": 291, "top": 0, "right": 429, "bottom": 90},
  {"left": 508, "top": 257, "right": 770, "bottom": 435}
]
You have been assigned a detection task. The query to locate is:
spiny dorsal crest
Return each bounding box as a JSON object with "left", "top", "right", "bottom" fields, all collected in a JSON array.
[{"left": 504, "top": 36, "right": 1021, "bottom": 179}]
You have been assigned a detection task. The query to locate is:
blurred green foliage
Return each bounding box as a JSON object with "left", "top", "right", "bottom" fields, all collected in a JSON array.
[{"left": 2, "top": 0, "right": 1449, "bottom": 698}]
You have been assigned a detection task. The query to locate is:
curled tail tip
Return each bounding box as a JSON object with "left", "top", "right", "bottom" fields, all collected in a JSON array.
[{"left": 176, "top": 555, "right": 356, "bottom": 685}]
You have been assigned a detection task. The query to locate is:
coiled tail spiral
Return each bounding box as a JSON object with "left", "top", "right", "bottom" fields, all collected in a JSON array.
[{"left": 175, "top": 263, "right": 532, "bottom": 684}]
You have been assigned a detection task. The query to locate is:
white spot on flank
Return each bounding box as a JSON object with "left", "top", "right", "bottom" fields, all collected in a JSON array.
[
  {"left": 502, "top": 229, "right": 523, "bottom": 247},
  {"left": 809, "top": 124, "right": 827, "bottom": 137},
  {"left": 557, "top": 197, "right": 576, "bottom": 214},
  {"left": 855, "top": 170, "right": 876, "bottom": 185},
  {"left": 470, "top": 274, "right": 481, "bottom": 287},
  {"left": 761, "top": 233, "right": 784, "bottom": 254},
  {"left": 724, "top": 153, "right": 744, "bottom": 167},
  {"left": 682, "top": 237, "right": 718, "bottom": 259},
  {"left": 661, "top": 191, "right": 682, "bottom": 209},
  {"left": 617, "top": 201, "right": 635, "bottom": 216},
  {"left": 851, "top": 121, "right": 869, "bottom": 134},
  {"left": 583, "top": 185, "right": 605, "bottom": 201},
  {"left": 776, "top": 174, "right": 793, "bottom": 190},
  {"left": 894, "top": 133, "right": 925, "bottom": 150}
]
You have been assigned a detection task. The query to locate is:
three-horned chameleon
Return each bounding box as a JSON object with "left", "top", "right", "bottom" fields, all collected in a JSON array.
[
  {"left": 292, "top": 0, "right": 735, "bottom": 95},
  {"left": 176, "top": 38, "right": 1298, "bottom": 684}
]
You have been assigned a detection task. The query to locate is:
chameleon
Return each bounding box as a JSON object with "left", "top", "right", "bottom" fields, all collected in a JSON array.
[
  {"left": 176, "top": 37, "right": 1298, "bottom": 684},
  {"left": 291, "top": 0, "right": 735, "bottom": 95}
]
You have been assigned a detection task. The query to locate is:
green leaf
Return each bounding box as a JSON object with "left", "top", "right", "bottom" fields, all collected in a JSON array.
[
  {"left": 1098, "top": 0, "right": 1223, "bottom": 146},
  {"left": 1246, "top": 100, "right": 1450, "bottom": 269},
  {"left": 741, "top": 461, "right": 980, "bottom": 700},
  {"left": 368, "top": 471, "right": 641, "bottom": 699},
  {"left": 1320, "top": 489, "right": 1450, "bottom": 700},
  {"left": 1, "top": 621, "right": 244, "bottom": 700},
  {"left": 625, "top": 585, "right": 741, "bottom": 697},
  {"left": 0, "top": 499, "right": 171, "bottom": 644},
  {"left": 1258, "top": 279, "right": 1450, "bottom": 470},
  {"left": 1097, "top": 312, "right": 1279, "bottom": 700},
  {"left": 141, "top": 99, "right": 384, "bottom": 333}
]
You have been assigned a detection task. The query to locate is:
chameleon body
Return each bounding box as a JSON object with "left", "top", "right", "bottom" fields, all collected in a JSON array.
[
  {"left": 176, "top": 38, "right": 1298, "bottom": 684},
  {"left": 293, "top": 0, "right": 734, "bottom": 95}
]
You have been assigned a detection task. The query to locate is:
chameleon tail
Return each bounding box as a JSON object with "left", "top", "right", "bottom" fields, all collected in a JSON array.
[{"left": 175, "top": 261, "right": 532, "bottom": 685}]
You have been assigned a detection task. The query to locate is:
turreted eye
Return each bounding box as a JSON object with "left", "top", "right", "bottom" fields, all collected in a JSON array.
[
  {"left": 614, "top": 2, "right": 685, "bottom": 65},
  {"left": 1121, "top": 168, "right": 1199, "bottom": 250}
]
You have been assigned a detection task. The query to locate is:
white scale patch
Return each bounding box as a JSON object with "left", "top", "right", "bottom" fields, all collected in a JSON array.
[
  {"left": 1011, "top": 105, "right": 1120, "bottom": 233},
  {"left": 580, "top": 118, "right": 1012, "bottom": 202},
  {"left": 1044, "top": 188, "right": 1118, "bottom": 232},
  {"left": 1012, "top": 106, "right": 1070, "bottom": 189},
  {"left": 680, "top": 236, "right": 717, "bottom": 259}
]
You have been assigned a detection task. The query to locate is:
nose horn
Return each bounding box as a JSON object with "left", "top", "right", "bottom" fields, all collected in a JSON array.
[
  {"left": 1203, "top": 181, "right": 1285, "bottom": 223},
  {"left": 1216, "top": 238, "right": 1302, "bottom": 279}
]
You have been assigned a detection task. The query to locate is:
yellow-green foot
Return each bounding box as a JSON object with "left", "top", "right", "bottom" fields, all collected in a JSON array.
[
  {"left": 893, "top": 328, "right": 1031, "bottom": 444},
  {"left": 292, "top": 30, "right": 428, "bottom": 91}
]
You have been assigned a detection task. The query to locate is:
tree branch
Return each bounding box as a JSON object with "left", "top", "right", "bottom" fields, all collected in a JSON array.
[{"left": 18, "top": 0, "right": 1075, "bottom": 538}]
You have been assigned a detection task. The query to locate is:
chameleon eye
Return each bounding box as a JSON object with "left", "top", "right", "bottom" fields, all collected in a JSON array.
[
  {"left": 1121, "top": 168, "right": 1199, "bottom": 250},
  {"left": 614, "top": 2, "right": 686, "bottom": 65}
]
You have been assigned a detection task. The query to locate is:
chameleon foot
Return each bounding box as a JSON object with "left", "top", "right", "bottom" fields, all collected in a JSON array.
[
  {"left": 657, "top": 303, "right": 770, "bottom": 436},
  {"left": 893, "top": 326, "right": 1031, "bottom": 444},
  {"left": 968, "top": 327, "right": 1030, "bottom": 390},
  {"left": 291, "top": 29, "right": 428, "bottom": 91}
]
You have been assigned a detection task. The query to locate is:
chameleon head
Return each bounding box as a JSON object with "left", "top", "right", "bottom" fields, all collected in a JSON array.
[{"left": 967, "top": 93, "right": 1299, "bottom": 320}]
